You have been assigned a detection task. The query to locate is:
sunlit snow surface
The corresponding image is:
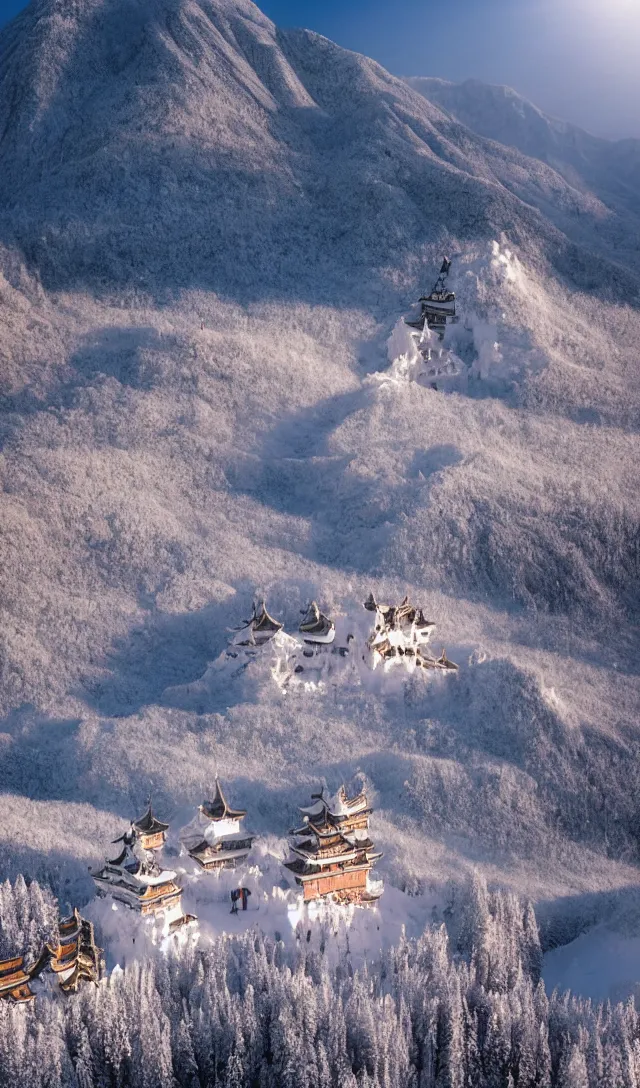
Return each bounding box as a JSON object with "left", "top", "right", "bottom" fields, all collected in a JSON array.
[{"left": 544, "top": 929, "right": 640, "bottom": 1004}]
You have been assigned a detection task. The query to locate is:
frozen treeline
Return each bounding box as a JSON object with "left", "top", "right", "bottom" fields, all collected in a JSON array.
[
  {"left": 0, "top": 875, "right": 639, "bottom": 1087},
  {"left": 0, "top": 874, "right": 58, "bottom": 962}
]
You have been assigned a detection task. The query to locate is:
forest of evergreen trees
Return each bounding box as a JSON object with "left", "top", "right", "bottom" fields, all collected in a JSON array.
[{"left": 0, "top": 875, "right": 638, "bottom": 1087}]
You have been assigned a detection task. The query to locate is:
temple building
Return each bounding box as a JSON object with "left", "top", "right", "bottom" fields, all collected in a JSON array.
[
  {"left": 130, "top": 806, "right": 170, "bottom": 851},
  {"left": 0, "top": 909, "right": 103, "bottom": 1003},
  {"left": 364, "top": 592, "right": 458, "bottom": 672},
  {"left": 284, "top": 786, "right": 383, "bottom": 904},
  {"left": 230, "top": 599, "right": 283, "bottom": 648},
  {"left": 92, "top": 804, "right": 193, "bottom": 931},
  {"left": 0, "top": 947, "right": 51, "bottom": 1003},
  {"left": 49, "top": 909, "right": 105, "bottom": 994},
  {"left": 180, "top": 779, "right": 254, "bottom": 871}
]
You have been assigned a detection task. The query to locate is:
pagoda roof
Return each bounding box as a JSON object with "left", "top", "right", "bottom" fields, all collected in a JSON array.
[
  {"left": 289, "top": 824, "right": 368, "bottom": 861},
  {"left": 0, "top": 957, "right": 29, "bottom": 997},
  {"left": 329, "top": 786, "right": 369, "bottom": 817},
  {"left": 58, "top": 909, "right": 81, "bottom": 938},
  {"left": 133, "top": 805, "right": 169, "bottom": 836},
  {"left": 50, "top": 944, "right": 79, "bottom": 972},
  {"left": 298, "top": 796, "right": 326, "bottom": 818},
  {"left": 0, "top": 947, "right": 52, "bottom": 995},
  {"left": 298, "top": 785, "right": 370, "bottom": 821},
  {"left": 201, "top": 779, "right": 246, "bottom": 821},
  {"left": 299, "top": 826, "right": 344, "bottom": 843},
  {"left": 298, "top": 826, "right": 353, "bottom": 848},
  {"left": 190, "top": 841, "right": 252, "bottom": 865},
  {"left": 0, "top": 956, "right": 25, "bottom": 978},
  {"left": 111, "top": 807, "right": 169, "bottom": 847},
  {"left": 284, "top": 857, "right": 374, "bottom": 880},
  {"left": 292, "top": 811, "right": 372, "bottom": 840},
  {"left": 107, "top": 845, "right": 130, "bottom": 867}
]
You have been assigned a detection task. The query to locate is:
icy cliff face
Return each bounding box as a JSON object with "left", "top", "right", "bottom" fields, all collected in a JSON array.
[{"left": 0, "top": 0, "right": 638, "bottom": 918}]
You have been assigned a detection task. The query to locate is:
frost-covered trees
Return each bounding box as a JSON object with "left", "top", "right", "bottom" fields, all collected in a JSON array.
[
  {"left": 0, "top": 876, "right": 639, "bottom": 1086},
  {"left": 0, "top": 875, "right": 58, "bottom": 961}
]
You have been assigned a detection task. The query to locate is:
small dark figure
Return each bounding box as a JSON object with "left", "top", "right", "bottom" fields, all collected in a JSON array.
[{"left": 230, "top": 887, "right": 251, "bottom": 913}]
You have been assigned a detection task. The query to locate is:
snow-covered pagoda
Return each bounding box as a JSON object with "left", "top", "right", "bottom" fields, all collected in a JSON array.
[
  {"left": 230, "top": 599, "right": 283, "bottom": 648},
  {"left": 284, "top": 786, "right": 383, "bottom": 905},
  {"left": 364, "top": 592, "right": 458, "bottom": 672},
  {"left": 180, "top": 779, "right": 254, "bottom": 871},
  {"left": 92, "top": 804, "right": 190, "bottom": 930},
  {"left": 0, "top": 946, "right": 52, "bottom": 1004},
  {"left": 406, "top": 256, "right": 456, "bottom": 339}
]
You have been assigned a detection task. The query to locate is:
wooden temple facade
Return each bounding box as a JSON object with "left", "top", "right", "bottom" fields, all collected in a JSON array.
[
  {"left": 0, "top": 908, "right": 103, "bottom": 1004},
  {"left": 49, "top": 909, "right": 105, "bottom": 994},
  {"left": 0, "top": 948, "right": 51, "bottom": 1004},
  {"left": 285, "top": 786, "right": 383, "bottom": 905}
]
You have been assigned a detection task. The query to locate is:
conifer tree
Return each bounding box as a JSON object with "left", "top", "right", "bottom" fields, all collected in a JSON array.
[{"left": 557, "top": 1043, "right": 590, "bottom": 1088}]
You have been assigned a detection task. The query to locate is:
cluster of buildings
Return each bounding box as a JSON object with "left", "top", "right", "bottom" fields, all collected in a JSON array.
[
  {"left": 92, "top": 780, "right": 382, "bottom": 911},
  {"left": 0, "top": 779, "right": 383, "bottom": 1005},
  {"left": 225, "top": 592, "right": 458, "bottom": 680}
]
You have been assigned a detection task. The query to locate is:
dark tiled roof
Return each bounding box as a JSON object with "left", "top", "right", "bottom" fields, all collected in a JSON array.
[
  {"left": 133, "top": 806, "right": 169, "bottom": 835},
  {"left": 201, "top": 779, "right": 246, "bottom": 821}
]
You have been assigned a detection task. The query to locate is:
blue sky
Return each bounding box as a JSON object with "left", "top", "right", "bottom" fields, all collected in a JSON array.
[{"left": 1, "top": 0, "right": 639, "bottom": 139}]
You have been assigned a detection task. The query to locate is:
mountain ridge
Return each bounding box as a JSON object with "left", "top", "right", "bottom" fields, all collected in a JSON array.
[
  {"left": 405, "top": 75, "right": 640, "bottom": 222},
  {"left": 2, "top": 0, "right": 640, "bottom": 309}
]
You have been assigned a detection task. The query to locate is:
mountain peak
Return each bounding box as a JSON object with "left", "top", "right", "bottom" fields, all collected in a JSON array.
[
  {"left": 404, "top": 75, "right": 568, "bottom": 146},
  {"left": 2, "top": 0, "right": 640, "bottom": 307},
  {"left": 0, "top": 0, "right": 319, "bottom": 195}
]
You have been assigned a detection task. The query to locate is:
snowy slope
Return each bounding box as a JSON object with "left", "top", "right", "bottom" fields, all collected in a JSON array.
[
  {"left": 2, "top": 0, "right": 640, "bottom": 303},
  {"left": 0, "top": 0, "right": 638, "bottom": 965},
  {"left": 405, "top": 76, "right": 640, "bottom": 222}
]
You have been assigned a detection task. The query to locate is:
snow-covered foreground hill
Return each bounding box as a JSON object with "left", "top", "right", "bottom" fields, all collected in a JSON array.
[{"left": 0, "top": 0, "right": 639, "bottom": 1050}]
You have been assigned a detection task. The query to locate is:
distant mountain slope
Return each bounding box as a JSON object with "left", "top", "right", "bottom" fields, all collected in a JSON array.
[
  {"left": 405, "top": 76, "right": 640, "bottom": 221},
  {"left": 1, "top": 0, "right": 640, "bottom": 308}
]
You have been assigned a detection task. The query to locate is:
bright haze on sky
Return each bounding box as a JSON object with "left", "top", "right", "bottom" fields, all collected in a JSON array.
[
  {"left": 0, "top": 0, "right": 638, "bottom": 138},
  {"left": 259, "top": 0, "right": 640, "bottom": 141}
]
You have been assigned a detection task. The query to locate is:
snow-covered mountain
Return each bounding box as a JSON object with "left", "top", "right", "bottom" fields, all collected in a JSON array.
[
  {"left": 3, "top": 0, "right": 640, "bottom": 303},
  {"left": 405, "top": 75, "right": 640, "bottom": 221},
  {"left": 0, "top": 0, "right": 639, "bottom": 1020}
]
